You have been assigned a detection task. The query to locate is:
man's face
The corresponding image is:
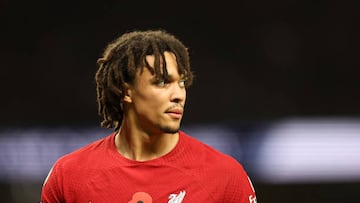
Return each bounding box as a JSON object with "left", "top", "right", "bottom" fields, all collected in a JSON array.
[{"left": 124, "top": 51, "right": 187, "bottom": 134}]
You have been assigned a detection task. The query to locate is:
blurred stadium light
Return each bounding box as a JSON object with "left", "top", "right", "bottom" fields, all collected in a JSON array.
[
  {"left": 251, "top": 118, "right": 360, "bottom": 183},
  {"left": 0, "top": 118, "right": 359, "bottom": 184}
]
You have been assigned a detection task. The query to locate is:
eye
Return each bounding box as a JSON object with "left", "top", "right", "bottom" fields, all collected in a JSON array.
[
  {"left": 155, "top": 79, "right": 166, "bottom": 87},
  {"left": 179, "top": 79, "right": 186, "bottom": 88}
]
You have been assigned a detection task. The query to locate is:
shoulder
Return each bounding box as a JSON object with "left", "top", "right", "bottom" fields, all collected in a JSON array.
[
  {"left": 41, "top": 133, "right": 116, "bottom": 201},
  {"left": 179, "top": 131, "right": 256, "bottom": 200},
  {"left": 179, "top": 131, "right": 245, "bottom": 171},
  {"left": 52, "top": 132, "right": 115, "bottom": 171}
]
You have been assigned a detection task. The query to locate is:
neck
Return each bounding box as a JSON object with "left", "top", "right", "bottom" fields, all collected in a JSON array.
[{"left": 115, "top": 126, "right": 179, "bottom": 161}]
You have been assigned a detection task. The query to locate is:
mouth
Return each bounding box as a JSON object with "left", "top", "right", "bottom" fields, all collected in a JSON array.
[{"left": 165, "top": 107, "right": 183, "bottom": 119}]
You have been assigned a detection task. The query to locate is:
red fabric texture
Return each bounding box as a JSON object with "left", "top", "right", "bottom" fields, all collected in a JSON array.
[{"left": 41, "top": 131, "right": 256, "bottom": 202}]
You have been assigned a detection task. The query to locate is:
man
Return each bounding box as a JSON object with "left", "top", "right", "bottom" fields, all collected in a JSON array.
[{"left": 41, "top": 29, "right": 257, "bottom": 202}]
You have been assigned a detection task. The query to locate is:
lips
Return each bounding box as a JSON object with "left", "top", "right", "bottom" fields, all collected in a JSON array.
[
  {"left": 165, "top": 107, "right": 183, "bottom": 119},
  {"left": 166, "top": 108, "right": 183, "bottom": 114}
]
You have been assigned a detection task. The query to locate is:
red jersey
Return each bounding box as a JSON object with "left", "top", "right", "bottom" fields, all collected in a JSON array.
[{"left": 41, "top": 131, "right": 257, "bottom": 203}]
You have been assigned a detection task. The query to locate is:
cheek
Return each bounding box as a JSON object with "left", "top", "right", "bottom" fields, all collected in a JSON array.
[
  {"left": 146, "top": 96, "right": 165, "bottom": 108},
  {"left": 136, "top": 92, "right": 165, "bottom": 109}
]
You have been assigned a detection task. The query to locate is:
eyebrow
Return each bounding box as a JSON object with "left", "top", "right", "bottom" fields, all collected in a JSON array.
[
  {"left": 152, "top": 71, "right": 185, "bottom": 79},
  {"left": 164, "top": 73, "right": 187, "bottom": 80}
]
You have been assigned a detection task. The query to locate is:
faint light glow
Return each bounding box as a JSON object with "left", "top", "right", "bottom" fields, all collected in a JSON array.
[
  {"left": 0, "top": 127, "right": 110, "bottom": 182},
  {"left": 184, "top": 125, "right": 244, "bottom": 158},
  {"left": 253, "top": 118, "right": 360, "bottom": 183},
  {"left": 0, "top": 125, "right": 240, "bottom": 182},
  {"left": 1, "top": 118, "right": 360, "bottom": 183}
]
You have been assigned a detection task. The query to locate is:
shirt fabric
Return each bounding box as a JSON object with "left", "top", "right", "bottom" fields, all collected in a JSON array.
[{"left": 41, "top": 131, "right": 257, "bottom": 203}]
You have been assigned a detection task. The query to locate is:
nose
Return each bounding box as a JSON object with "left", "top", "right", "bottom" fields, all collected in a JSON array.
[{"left": 170, "top": 83, "right": 186, "bottom": 103}]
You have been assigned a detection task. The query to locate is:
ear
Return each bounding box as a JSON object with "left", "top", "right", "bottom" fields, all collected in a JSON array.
[{"left": 123, "top": 83, "right": 132, "bottom": 103}]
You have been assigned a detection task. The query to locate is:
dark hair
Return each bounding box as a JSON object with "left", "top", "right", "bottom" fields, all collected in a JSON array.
[{"left": 95, "top": 29, "right": 194, "bottom": 130}]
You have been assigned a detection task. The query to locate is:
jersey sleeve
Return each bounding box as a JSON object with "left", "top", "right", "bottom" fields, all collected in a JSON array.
[
  {"left": 223, "top": 163, "right": 257, "bottom": 203},
  {"left": 41, "top": 162, "right": 64, "bottom": 203}
]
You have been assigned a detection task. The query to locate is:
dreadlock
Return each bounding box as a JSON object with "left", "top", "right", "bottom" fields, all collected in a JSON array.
[{"left": 95, "top": 30, "right": 194, "bottom": 130}]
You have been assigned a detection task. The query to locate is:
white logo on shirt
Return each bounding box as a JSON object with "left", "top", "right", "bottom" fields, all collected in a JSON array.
[
  {"left": 247, "top": 176, "right": 257, "bottom": 203},
  {"left": 249, "top": 195, "right": 257, "bottom": 203},
  {"left": 168, "top": 190, "right": 186, "bottom": 203}
]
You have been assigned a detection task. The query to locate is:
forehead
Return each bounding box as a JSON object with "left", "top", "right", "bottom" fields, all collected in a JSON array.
[
  {"left": 145, "top": 51, "right": 176, "bottom": 67},
  {"left": 143, "top": 51, "right": 180, "bottom": 76}
]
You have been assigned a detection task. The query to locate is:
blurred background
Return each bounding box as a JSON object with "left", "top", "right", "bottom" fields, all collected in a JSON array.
[{"left": 1, "top": 0, "right": 359, "bottom": 202}]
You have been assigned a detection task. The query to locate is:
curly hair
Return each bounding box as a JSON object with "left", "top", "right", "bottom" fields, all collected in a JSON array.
[{"left": 95, "top": 30, "right": 194, "bottom": 130}]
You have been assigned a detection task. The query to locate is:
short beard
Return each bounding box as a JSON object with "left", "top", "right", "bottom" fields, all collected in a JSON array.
[{"left": 159, "top": 125, "right": 180, "bottom": 134}]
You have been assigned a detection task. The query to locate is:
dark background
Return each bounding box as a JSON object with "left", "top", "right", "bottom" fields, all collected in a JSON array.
[
  {"left": 1, "top": 0, "right": 359, "bottom": 127},
  {"left": 1, "top": 0, "right": 359, "bottom": 202}
]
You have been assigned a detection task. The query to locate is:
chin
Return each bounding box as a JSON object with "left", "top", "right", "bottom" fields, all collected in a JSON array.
[{"left": 160, "top": 126, "right": 180, "bottom": 134}]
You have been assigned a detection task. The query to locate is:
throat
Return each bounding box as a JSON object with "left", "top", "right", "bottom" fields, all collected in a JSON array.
[{"left": 115, "top": 131, "right": 179, "bottom": 161}]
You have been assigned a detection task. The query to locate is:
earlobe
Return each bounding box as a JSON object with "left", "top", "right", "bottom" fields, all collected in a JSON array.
[
  {"left": 123, "top": 95, "right": 132, "bottom": 103},
  {"left": 123, "top": 83, "right": 132, "bottom": 103}
]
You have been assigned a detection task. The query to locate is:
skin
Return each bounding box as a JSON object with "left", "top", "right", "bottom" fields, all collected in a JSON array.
[{"left": 115, "top": 51, "right": 187, "bottom": 161}]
